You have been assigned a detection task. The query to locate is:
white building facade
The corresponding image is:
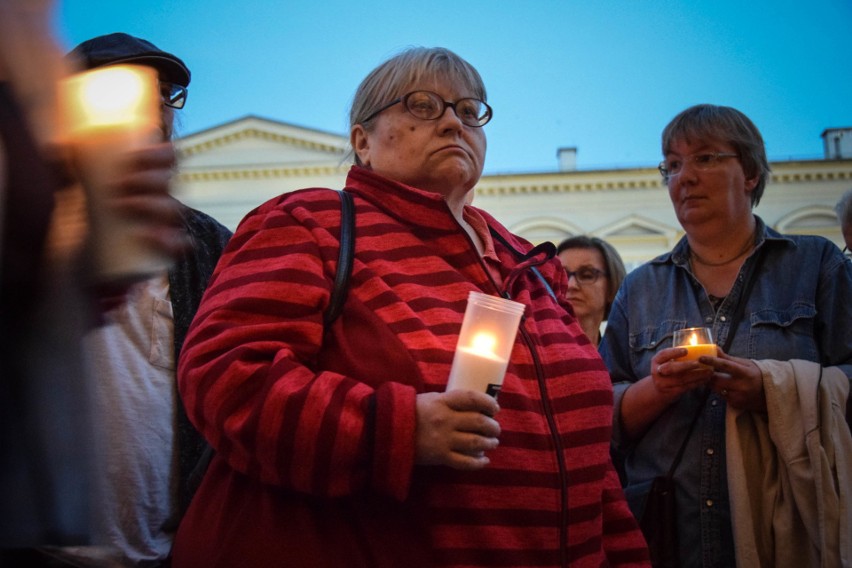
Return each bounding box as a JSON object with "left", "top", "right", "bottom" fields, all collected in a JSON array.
[{"left": 174, "top": 116, "right": 851, "bottom": 268}]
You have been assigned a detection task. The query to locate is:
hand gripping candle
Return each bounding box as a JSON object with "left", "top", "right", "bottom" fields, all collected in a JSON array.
[
  {"left": 446, "top": 291, "right": 526, "bottom": 398},
  {"left": 60, "top": 64, "right": 168, "bottom": 283}
]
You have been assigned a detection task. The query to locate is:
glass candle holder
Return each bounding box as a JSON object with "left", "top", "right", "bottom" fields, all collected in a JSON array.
[
  {"left": 672, "top": 326, "right": 717, "bottom": 362},
  {"left": 60, "top": 64, "right": 168, "bottom": 284},
  {"left": 446, "top": 292, "right": 526, "bottom": 398}
]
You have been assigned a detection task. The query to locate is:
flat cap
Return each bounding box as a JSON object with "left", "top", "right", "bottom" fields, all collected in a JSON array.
[{"left": 66, "top": 32, "right": 190, "bottom": 87}]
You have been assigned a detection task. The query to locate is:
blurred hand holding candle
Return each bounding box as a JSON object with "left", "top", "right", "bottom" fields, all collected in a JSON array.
[
  {"left": 60, "top": 64, "right": 171, "bottom": 283},
  {"left": 673, "top": 327, "right": 717, "bottom": 363},
  {"left": 446, "top": 292, "right": 526, "bottom": 398}
]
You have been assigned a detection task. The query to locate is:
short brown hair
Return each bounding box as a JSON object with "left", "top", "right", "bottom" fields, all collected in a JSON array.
[{"left": 662, "top": 104, "right": 770, "bottom": 207}]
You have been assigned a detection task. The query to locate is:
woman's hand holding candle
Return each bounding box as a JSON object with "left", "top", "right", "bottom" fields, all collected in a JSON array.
[
  {"left": 700, "top": 347, "right": 767, "bottom": 412},
  {"left": 414, "top": 390, "right": 500, "bottom": 471}
]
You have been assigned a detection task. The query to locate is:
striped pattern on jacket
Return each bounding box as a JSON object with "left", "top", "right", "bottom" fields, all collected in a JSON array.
[{"left": 172, "top": 166, "right": 649, "bottom": 567}]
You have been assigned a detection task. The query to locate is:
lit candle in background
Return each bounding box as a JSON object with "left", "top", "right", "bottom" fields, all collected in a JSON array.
[
  {"left": 446, "top": 293, "right": 526, "bottom": 399},
  {"left": 61, "top": 64, "right": 169, "bottom": 283},
  {"left": 673, "top": 327, "right": 717, "bottom": 363}
]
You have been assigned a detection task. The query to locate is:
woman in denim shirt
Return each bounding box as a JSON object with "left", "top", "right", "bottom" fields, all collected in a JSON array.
[{"left": 599, "top": 104, "right": 852, "bottom": 567}]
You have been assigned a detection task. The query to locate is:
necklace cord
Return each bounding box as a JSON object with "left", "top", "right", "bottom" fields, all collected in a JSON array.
[{"left": 690, "top": 228, "right": 757, "bottom": 267}]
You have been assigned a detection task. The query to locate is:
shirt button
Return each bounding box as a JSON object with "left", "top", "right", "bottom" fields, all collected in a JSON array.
[
  {"left": 720, "top": 316, "right": 727, "bottom": 322},
  {"left": 706, "top": 448, "right": 715, "bottom": 456},
  {"left": 711, "top": 399, "right": 719, "bottom": 406},
  {"left": 706, "top": 499, "right": 714, "bottom": 507}
]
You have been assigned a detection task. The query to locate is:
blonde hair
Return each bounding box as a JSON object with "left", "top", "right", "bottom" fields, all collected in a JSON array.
[{"left": 348, "top": 47, "right": 486, "bottom": 165}]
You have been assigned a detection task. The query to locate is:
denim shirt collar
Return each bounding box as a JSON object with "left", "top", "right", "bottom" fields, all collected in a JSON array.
[{"left": 651, "top": 215, "right": 795, "bottom": 271}]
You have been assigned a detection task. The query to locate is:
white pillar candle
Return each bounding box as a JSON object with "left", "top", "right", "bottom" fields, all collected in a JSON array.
[
  {"left": 60, "top": 64, "right": 169, "bottom": 283},
  {"left": 446, "top": 292, "right": 525, "bottom": 398},
  {"left": 447, "top": 334, "right": 510, "bottom": 397}
]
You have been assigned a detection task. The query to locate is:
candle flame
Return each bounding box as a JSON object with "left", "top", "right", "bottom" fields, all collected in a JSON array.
[
  {"left": 689, "top": 333, "right": 698, "bottom": 346},
  {"left": 78, "top": 68, "right": 147, "bottom": 127},
  {"left": 469, "top": 332, "right": 497, "bottom": 355},
  {"left": 61, "top": 65, "right": 158, "bottom": 138}
]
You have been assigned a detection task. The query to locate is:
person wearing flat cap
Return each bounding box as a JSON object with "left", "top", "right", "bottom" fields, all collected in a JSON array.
[
  {"left": 24, "top": 32, "right": 231, "bottom": 568},
  {"left": 67, "top": 32, "right": 192, "bottom": 140},
  {"left": 1, "top": 2, "right": 200, "bottom": 564}
]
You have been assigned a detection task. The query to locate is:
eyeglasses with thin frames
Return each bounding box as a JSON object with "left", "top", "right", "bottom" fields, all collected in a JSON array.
[
  {"left": 658, "top": 152, "right": 738, "bottom": 182},
  {"left": 565, "top": 267, "right": 607, "bottom": 286},
  {"left": 361, "top": 90, "right": 492, "bottom": 127},
  {"left": 160, "top": 82, "right": 188, "bottom": 109}
]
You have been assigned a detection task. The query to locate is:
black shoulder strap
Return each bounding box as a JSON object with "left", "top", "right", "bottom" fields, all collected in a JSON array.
[
  {"left": 488, "top": 228, "right": 557, "bottom": 301},
  {"left": 178, "top": 190, "right": 356, "bottom": 523},
  {"left": 324, "top": 189, "right": 355, "bottom": 326},
  {"left": 666, "top": 246, "right": 767, "bottom": 479}
]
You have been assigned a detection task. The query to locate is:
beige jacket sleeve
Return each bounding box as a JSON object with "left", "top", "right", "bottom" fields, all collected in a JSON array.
[{"left": 725, "top": 359, "right": 851, "bottom": 568}]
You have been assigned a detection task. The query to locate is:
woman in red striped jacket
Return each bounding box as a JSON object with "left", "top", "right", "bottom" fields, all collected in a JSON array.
[{"left": 172, "top": 47, "right": 649, "bottom": 567}]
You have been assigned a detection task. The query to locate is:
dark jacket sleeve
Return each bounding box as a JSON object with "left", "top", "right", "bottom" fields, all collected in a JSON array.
[{"left": 168, "top": 206, "right": 232, "bottom": 515}]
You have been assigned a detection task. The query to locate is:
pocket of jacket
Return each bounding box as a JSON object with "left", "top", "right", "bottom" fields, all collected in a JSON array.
[
  {"left": 749, "top": 302, "right": 818, "bottom": 360},
  {"left": 629, "top": 319, "right": 688, "bottom": 368}
]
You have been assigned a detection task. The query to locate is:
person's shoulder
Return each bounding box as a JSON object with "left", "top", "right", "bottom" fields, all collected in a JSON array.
[
  {"left": 243, "top": 187, "right": 341, "bottom": 219},
  {"left": 765, "top": 232, "right": 849, "bottom": 277},
  {"left": 182, "top": 205, "right": 231, "bottom": 235},
  {"left": 627, "top": 251, "right": 673, "bottom": 277},
  {"left": 770, "top": 231, "right": 841, "bottom": 256},
  {"left": 182, "top": 205, "right": 212, "bottom": 221}
]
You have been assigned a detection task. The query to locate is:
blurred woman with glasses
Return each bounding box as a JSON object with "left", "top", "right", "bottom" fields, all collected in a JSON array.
[
  {"left": 556, "top": 236, "right": 626, "bottom": 347},
  {"left": 600, "top": 104, "right": 852, "bottom": 566},
  {"left": 171, "top": 47, "right": 649, "bottom": 567}
]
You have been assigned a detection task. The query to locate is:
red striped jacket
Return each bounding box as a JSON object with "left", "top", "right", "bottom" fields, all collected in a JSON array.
[{"left": 173, "top": 166, "right": 649, "bottom": 567}]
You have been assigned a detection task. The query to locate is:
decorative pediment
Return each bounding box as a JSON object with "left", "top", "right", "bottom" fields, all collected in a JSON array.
[
  {"left": 175, "top": 115, "right": 348, "bottom": 171},
  {"left": 775, "top": 205, "right": 840, "bottom": 232},
  {"left": 596, "top": 214, "right": 678, "bottom": 238},
  {"left": 510, "top": 217, "right": 584, "bottom": 243}
]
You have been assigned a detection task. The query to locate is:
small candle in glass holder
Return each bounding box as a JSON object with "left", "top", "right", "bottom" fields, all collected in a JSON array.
[{"left": 672, "top": 327, "right": 717, "bottom": 362}]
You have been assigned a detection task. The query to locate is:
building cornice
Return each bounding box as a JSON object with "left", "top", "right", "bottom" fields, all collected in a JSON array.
[
  {"left": 178, "top": 127, "right": 347, "bottom": 158},
  {"left": 767, "top": 159, "right": 852, "bottom": 184},
  {"left": 473, "top": 159, "right": 852, "bottom": 197},
  {"left": 176, "top": 163, "right": 350, "bottom": 182},
  {"left": 476, "top": 168, "right": 664, "bottom": 196}
]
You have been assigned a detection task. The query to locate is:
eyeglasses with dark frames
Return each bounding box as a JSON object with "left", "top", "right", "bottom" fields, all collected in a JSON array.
[
  {"left": 160, "top": 81, "right": 188, "bottom": 109},
  {"left": 658, "top": 152, "right": 738, "bottom": 182},
  {"left": 361, "top": 90, "right": 492, "bottom": 127},
  {"left": 565, "top": 267, "right": 607, "bottom": 286}
]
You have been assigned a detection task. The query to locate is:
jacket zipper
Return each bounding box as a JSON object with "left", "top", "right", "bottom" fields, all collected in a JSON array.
[
  {"left": 453, "top": 209, "right": 569, "bottom": 566},
  {"left": 519, "top": 325, "right": 569, "bottom": 568}
]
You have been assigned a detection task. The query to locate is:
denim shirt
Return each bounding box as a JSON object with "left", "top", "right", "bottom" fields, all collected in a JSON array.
[{"left": 599, "top": 216, "right": 852, "bottom": 568}]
